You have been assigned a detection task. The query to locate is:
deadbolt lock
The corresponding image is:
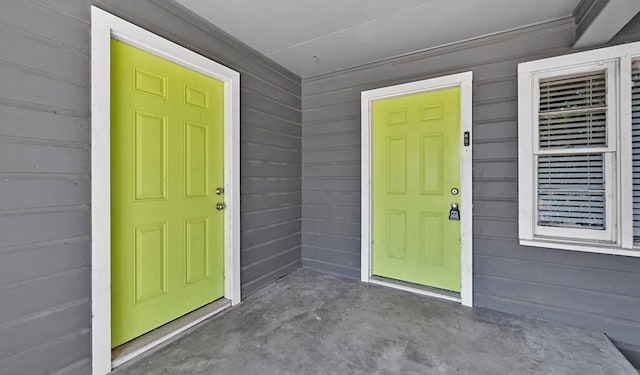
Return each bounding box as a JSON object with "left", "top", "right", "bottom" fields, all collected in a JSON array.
[
  {"left": 215, "top": 187, "right": 224, "bottom": 195},
  {"left": 216, "top": 202, "right": 226, "bottom": 211},
  {"left": 449, "top": 202, "right": 460, "bottom": 221}
]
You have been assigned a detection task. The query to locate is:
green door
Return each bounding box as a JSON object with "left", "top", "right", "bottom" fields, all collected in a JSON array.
[
  {"left": 372, "top": 87, "right": 461, "bottom": 292},
  {"left": 110, "top": 39, "right": 225, "bottom": 347}
]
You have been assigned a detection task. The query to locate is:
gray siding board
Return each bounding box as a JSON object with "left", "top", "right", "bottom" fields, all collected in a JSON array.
[
  {"left": 242, "top": 234, "right": 300, "bottom": 266},
  {"left": 0, "top": 330, "right": 91, "bottom": 375},
  {"left": 240, "top": 192, "right": 301, "bottom": 213},
  {"left": 0, "top": 0, "right": 302, "bottom": 373},
  {"left": 241, "top": 74, "right": 301, "bottom": 108},
  {"left": 303, "top": 245, "right": 360, "bottom": 270},
  {"left": 0, "top": 105, "right": 89, "bottom": 143},
  {"left": 242, "top": 107, "right": 301, "bottom": 130},
  {"left": 303, "top": 218, "right": 360, "bottom": 238},
  {"left": 0, "top": 210, "right": 90, "bottom": 249},
  {"left": 302, "top": 258, "right": 360, "bottom": 279},
  {"left": 302, "top": 232, "right": 360, "bottom": 253},
  {"left": 301, "top": 15, "right": 640, "bottom": 359},
  {"left": 241, "top": 246, "right": 300, "bottom": 284},
  {"left": 303, "top": 205, "right": 360, "bottom": 222},
  {"left": 476, "top": 275, "right": 640, "bottom": 322},
  {"left": 0, "top": 67, "right": 89, "bottom": 115},
  {"left": 241, "top": 142, "right": 300, "bottom": 164},
  {"left": 475, "top": 238, "right": 640, "bottom": 274},
  {"left": 302, "top": 191, "right": 360, "bottom": 206},
  {"left": 0, "top": 178, "right": 89, "bottom": 211},
  {"left": 0, "top": 25, "right": 89, "bottom": 85},
  {"left": 241, "top": 160, "right": 301, "bottom": 178},
  {"left": 0, "top": 239, "right": 89, "bottom": 286},
  {"left": 472, "top": 120, "right": 518, "bottom": 141},
  {"left": 0, "top": 1, "right": 90, "bottom": 55},
  {"left": 304, "top": 162, "right": 361, "bottom": 178},
  {"left": 242, "top": 259, "right": 302, "bottom": 298},
  {"left": 475, "top": 255, "right": 640, "bottom": 298},
  {"left": 241, "top": 177, "right": 302, "bottom": 195},
  {"left": 0, "top": 143, "right": 89, "bottom": 174},
  {"left": 241, "top": 206, "right": 301, "bottom": 230},
  {"left": 242, "top": 124, "right": 301, "bottom": 149},
  {"left": 0, "top": 268, "right": 90, "bottom": 324},
  {"left": 302, "top": 149, "right": 361, "bottom": 164},
  {"left": 0, "top": 299, "right": 89, "bottom": 359},
  {"left": 302, "top": 177, "right": 361, "bottom": 192},
  {"left": 242, "top": 223, "right": 301, "bottom": 252},
  {"left": 474, "top": 292, "right": 608, "bottom": 333}
]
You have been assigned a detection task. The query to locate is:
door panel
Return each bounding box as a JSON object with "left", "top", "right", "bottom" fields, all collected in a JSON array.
[
  {"left": 110, "top": 39, "right": 225, "bottom": 347},
  {"left": 372, "top": 87, "right": 461, "bottom": 292}
]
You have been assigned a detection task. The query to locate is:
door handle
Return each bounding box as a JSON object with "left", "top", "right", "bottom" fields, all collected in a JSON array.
[
  {"left": 216, "top": 202, "right": 226, "bottom": 211},
  {"left": 215, "top": 187, "right": 224, "bottom": 195}
]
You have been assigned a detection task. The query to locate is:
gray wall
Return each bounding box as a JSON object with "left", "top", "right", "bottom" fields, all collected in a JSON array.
[
  {"left": 0, "top": 1, "right": 301, "bottom": 374},
  {"left": 301, "top": 15, "right": 640, "bottom": 365}
]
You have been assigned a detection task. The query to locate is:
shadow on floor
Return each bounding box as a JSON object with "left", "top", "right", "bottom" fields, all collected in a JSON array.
[{"left": 113, "top": 268, "right": 636, "bottom": 374}]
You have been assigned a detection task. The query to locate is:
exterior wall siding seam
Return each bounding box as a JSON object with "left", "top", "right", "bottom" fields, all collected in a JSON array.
[
  {"left": 0, "top": 98, "right": 89, "bottom": 119},
  {"left": 0, "top": 58, "right": 89, "bottom": 88},
  {"left": 0, "top": 297, "right": 89, "bottom": 330}
]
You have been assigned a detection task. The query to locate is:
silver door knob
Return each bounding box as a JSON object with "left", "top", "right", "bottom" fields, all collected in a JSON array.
[
  {"left": 216, "top": 202, "right": 226, "bottom": 211},
  {"left": 215, "top": 187, "right": 224, "bottom": 195}
]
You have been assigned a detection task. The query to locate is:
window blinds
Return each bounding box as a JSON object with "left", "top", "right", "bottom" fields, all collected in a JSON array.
[
  {"left": 536, "top": 71, "right": 607, "bottom": 230},
  {"left": 632, "top": 60, "right": 640, "bottom": 243},
  {"left": 538, "top": 71, "right": 607, "bottom": 149}
]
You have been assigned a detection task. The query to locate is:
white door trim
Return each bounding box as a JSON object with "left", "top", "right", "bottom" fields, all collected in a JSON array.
[
  {"left": 91, "top": 7, "right": 241, "bottom": 374},
  {"left": 360, "top": 72, "right": 473, "bottom": 307}
]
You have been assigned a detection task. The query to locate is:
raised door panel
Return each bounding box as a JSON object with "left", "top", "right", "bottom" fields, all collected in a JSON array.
[
  {"left": 185, "top": 121, "right": 209, "bottom": 198},
  {"left": 134, "top": 223, "right": 168, "bottom": 303},
  {"left": 133, "top": 110, "right": 167, "bottom": 201},
  {"left": 386, "top": 136, "right": 407, "bottom": 194},
  {"left": 185, "top": 217, "right": 210, "bottom": 284},
  {"left": 420, "top": 133, "right": 444, "bottom": 196}
]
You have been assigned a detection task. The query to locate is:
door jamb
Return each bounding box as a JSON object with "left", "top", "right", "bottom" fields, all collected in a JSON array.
[
  {"left": 91, "top": 7, "right": 241, "bottom": 374},
  {"left": 360, "top": 72, "right": 473, "bottom": 307}
]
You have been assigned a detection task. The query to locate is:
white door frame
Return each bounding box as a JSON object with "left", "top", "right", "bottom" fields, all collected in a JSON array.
[
  {"left": 360, "top": 72, "right": 473, "bottom": 307},
  {"left": 90, "top": 7, "right": 241, "bottom": 374}
]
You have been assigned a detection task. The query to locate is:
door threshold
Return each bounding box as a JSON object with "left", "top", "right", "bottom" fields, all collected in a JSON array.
[
  {"left": 369, "top": 276, "right": 461, "bottom": 304},
  {"left": 111, "top": 298, "right": 231, "bottom": 369}
]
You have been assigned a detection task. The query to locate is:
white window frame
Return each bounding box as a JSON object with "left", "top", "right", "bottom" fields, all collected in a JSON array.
[{"left": 518, "top": 41, "right": 640, "bottom": 257}]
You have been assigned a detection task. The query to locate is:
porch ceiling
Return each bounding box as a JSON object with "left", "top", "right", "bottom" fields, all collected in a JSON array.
[{"left": 173, "top": 0, "right": 580, "bottom": 78}]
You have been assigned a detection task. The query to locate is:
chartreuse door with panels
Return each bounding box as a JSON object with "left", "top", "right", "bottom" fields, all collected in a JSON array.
[
  {"left": 372, "top": 87, "right": 461, "bottom": 292},
  {"left": 110, "top": 39, "right": 225, "bottom": 347}
]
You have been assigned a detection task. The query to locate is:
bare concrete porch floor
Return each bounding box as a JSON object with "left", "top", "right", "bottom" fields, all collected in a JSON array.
[{"left": 113, "top": 268, "right": 636, "bottom": 374}]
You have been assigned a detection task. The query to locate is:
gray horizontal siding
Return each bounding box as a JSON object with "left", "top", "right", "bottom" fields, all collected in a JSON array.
[
  {"left": 0, "top": 0, "right": 301, "bottom": 374},
  {"left": 301, "top": 15, "right": 640, "bottom": 365}
]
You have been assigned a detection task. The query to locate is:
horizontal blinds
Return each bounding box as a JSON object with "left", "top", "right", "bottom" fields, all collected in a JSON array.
[
  {"left": 539, "top": 71, "right": 607, "bottom": 149},
  {"left": 537, "top": 154, "right": 605, "bottom": 229},
  {"left": 536, "top": 70, "right": 608, "bottom": 232},
  {"left": 632, "top": 60, "right": 640, "bottom": 243}
]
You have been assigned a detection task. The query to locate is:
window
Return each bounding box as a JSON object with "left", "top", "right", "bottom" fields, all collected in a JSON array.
[{"left": 518, "top": 41, "right": 640, "bottom": 257}]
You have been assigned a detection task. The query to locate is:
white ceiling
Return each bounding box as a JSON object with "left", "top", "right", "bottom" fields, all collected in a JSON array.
[{"left": 175, "top": 0, "right": 580, "bottom": 78}]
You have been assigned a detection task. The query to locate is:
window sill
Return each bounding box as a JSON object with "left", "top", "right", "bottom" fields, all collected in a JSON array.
[{"left": 519, "top": 239, "right": 640, "bottom": 258}]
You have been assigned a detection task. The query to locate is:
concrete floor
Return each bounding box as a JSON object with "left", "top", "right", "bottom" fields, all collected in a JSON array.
[{"left": 114, "top": 268, "right": 636, "bottom": 374}]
